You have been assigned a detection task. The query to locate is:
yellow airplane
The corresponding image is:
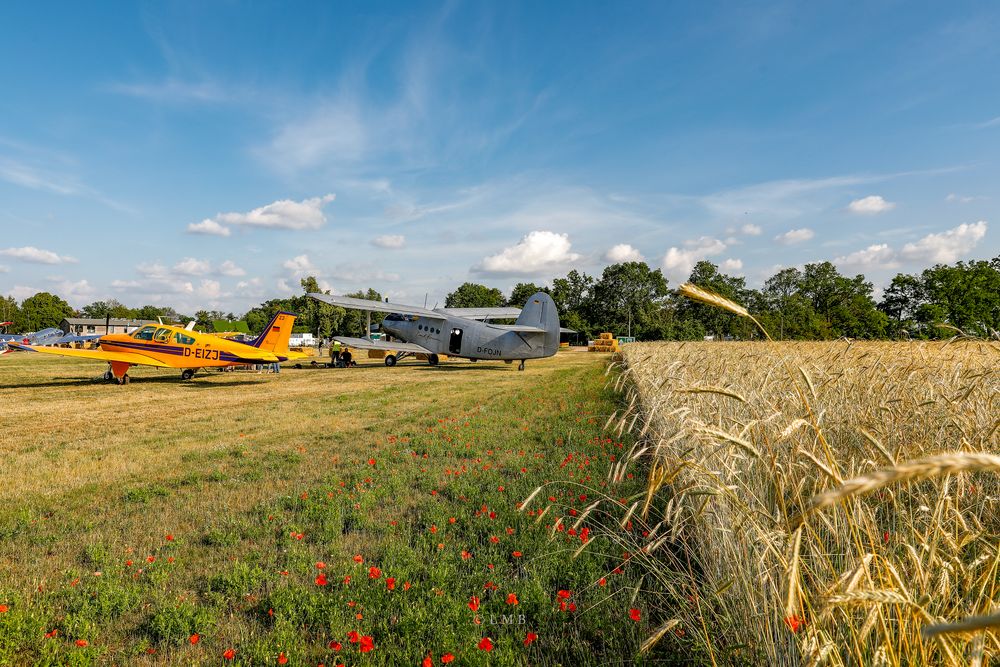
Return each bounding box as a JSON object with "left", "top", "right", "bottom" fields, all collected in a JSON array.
[{"left": 8, "top": 311, "right": 297, "bottom": 384}]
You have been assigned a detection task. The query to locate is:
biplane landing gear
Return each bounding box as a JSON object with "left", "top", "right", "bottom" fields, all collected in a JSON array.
[
  {"left": 427, "top": 354, "right": 439, "bottom": 366},
  {"left": 118, "top": 374, "right": 130, "bottom": 385},
  {"left": 104, "top": 369, "right": 114, "bottom": 381},
  {"left": 181, "top": 369, "right": 195, "bottom": 381},
  {"left": 518, "top": 359, "right": 526, "bottom": 371},
  {"left": 384, "top": 354, "right": 397, "bottom": 367}
]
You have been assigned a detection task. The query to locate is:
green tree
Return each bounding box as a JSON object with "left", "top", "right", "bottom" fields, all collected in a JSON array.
[
  {"left": 82, "top": 299, "right": 132, "bottom": 319},
  {"left": 298, "top": 277, "right": 346, "bottom": 338},
  {"left": 16, "top": 292, "right": 74, "bottom": 332},
  {"left": 0, "top": 296, "right": 19, "bottom": 327},
  {"left": 505, "top": 282, "right": 547, "bottom": 307},
  {"left": 588, "top": 262, "right": 669, "bottom": 339},
  {"left": 679, "top": 261, "right": 755, "bottom": 339},
  {"left": 445, "top": 283, "right": 504, "bottom": 309}
]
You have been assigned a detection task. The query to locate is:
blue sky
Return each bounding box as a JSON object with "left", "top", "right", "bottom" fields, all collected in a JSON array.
[{"left": 1, "top": 1, "right": 998, "bottom": 314}]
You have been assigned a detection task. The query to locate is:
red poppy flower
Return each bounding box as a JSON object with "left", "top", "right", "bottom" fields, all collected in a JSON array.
[
  {"left": 75, "top": 639, "right": 89, "bottom": 647},
  {"left": 347, "top": 631, "right": 359, "bottom": 643},
  {"left": 461, "top": 550, "right": 472, "bottom": 560},
  {"left": 477, "top": 637, "right": 493, "bottom": 652},
  {"left": 430, "top": 525, "right": 438, "bottom": 533},
  {"left": 506, "top": 593, "right": 519, "bottom": 605},
  {"left": 315, "top": 573, "right": 329, "bottom": 586},
  {"left": 512, "top": 551, "right": 522, "bottom": 558},
  {"left": 359, "top": 636, "right": 374, "bottom": 653},
  {"left": 422, "top": 655, "right": 433, "bottom": 667},
  {"left": 386, "top": 577, "right": 396, "bottom": 590},
  {"left": 784, "top": 615, "right": 805, "bottom": 633},
  {"left": 489, "top": 536, "right": 500, "bottom": 543},
  {"left": 353, "top": 554, "right": 364, "bottom": 563},
  {"left": 468, "top": 595, "right": 481, "bottom": 612},
  {"left": 45, "top": 629, "right": 58, "bottom": 638},
  {"left": 328, "top": 640, "right": 342, "bottom": 651},
  {"left": 0, "top": 605, "right": 7, "bottom": 613},
  {"left": 557, "top": 590, "right": 572, "bottom": 599},
  {"left": 598, "top": 577, "right": 607, "bottom": 587},
  {"left": 316, "top": 561, "right": 326, "bottom": 569},
  {"left": 189, "top": 633, "right": 200, "bottom": 644},
  {"left": 441, "top": 654, "right": 455, "bottom": 663},
  {"left": 278, "top": 652, "right": 288, "bottom": 664},
  {"left": 404, "top": 581, "right": 412, "bottom": 591},
  {"left": 223, "top": 648, "right": 236, "bottom": 660},
  {"left": 523, "top": 631, "right": 538, "bottom": 646},
  {"left": 165, "top": 534, "right": 174, "bottom": 541},
  {"left": 629, "top": 608, "right": 641, "bottom": 622},
  {"left": 368, "top": 458, "right": 376, "bottom": 465},
  {"left": 368, "top": 566, "right": 382, "bottom": 579}
]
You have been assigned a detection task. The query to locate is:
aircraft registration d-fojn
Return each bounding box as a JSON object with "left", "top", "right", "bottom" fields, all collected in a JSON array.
[
  {"left": 310, "top": 291, "right": 572, "bottom": 370},
  {"left": 6, "top": 312, "right": 298, "bottom": 384}
]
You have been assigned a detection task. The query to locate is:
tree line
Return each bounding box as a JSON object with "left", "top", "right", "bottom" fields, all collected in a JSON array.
[{"left": 3, "top": 255, "right": 997, "bottom": 340}]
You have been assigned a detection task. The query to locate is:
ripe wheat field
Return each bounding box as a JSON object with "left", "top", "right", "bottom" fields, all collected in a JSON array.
[{"left": 616, "top": 339, "right": 999, "bottom": 666}]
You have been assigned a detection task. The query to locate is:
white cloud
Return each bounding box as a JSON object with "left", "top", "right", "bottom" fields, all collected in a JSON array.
[
  {"left": 372, "top": 234, "right": 406, "bottom": 249},
  {"left": 50, "top": 279, "right": 95, "bottom": 305},
  {"left": 218, "top": 260, "right": 246, "bottom": 277},
  {"left": 741, "top": 223, "right": 762, "bottom": 236},
  {"left": 107, "top": 78, "right": 228, "bottom": 104},
  {"left": 0, "top": 246, "right": 76, "bottom": 264},
  {"left": 900, "top": 221, "right": 988, "bottom": 263},
  {"left": 604, "top": 243, "right": 644, "bottom": 263},
  {"left": 945, "top": 193, "right": 977, "bottom": 204},
  {"left": 720, "top": 258, "right": 743, "bottom": 272},
  {"left": 834, "top": 244, "right": 899, "bottom": 269},
  {"left": 186, "top": 219, "right": 231, "bottom": 237},
  {"left": 0, "top": 265, "right": 8, "bottom": 273},
  {"left": 197, "top": 279, "right": 224, "bottom": 300},
  {"left": 5, "top": 285, "right": 39, "bottom": 301},
  {"left": 474, "top": 231, "right": 582, "bottom": 275},
  {"left": 848, "top": 195, "right": 896, "bottom": 214},
  {"left": 283, "top": 254, "right": 318, "bottom": 277},
  {"left": 235, "top": 278, "right": 264, "bottom": 298},
  {"left": 197, "top": 194, "right": 335, "bottom": 234},
  {"left": 662, "top": 237, "right": 727, "bottom": 279},
  {"left": 774, "top": 228, "right": 815, "bottom": 244},
  {"left": 173, "top": 258, "right": 212, "bottom": 276}
]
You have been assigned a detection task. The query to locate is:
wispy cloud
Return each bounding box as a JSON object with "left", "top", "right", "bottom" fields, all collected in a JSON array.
[
  {"left": 191, "top": 194, "right": 336, "bottom": 235},
  {"left": 0, "top": 246, "right": 77, "bottom": 265}
]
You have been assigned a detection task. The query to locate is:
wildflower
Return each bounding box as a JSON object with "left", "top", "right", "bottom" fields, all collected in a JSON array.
[
  {"left": 189, "top": 633, "right": 200, "bottom": 644},
  {"left": 557, "top": 590, "right": 571, "bottom": 599},
  {"left": 368, "top": 566, "right": 382, "bottom": 579},
  {"left": 461, "top": 550, "right": 472, "bottom": 560},
  {"left": 353, "top": 554, "right": 364, "bottom": 563},
  {"left": 512, "top": 550, "right": 522, "bottom": 557},
  {"left": 507, "top": 593, "right": 519, "bottom": 605},
  {"left": 430, "top": 525, "right": 438, "bottom": 534},
  {"left": 45, "top": 629, "right": 58, "bottom": 638},
  {"left": 315, "top": 573, "right": 328, "bottom": 586},
  {"left": 883, "top": 531, "right": 890, "bottom": 544},
  {"left": 386, "top": 577, "right": 396, "bottom": 590},
  {"left": 598, "top": 577, "right": 607, "bottom": 587},
  {"left": 784, "top": 615, "right": 805, "bottom": 633},
  {"left": 477, "top": 637, "right": 493, "bottom": 652},
  {"left": 490, "top": 536, "right": 499, "bottom": 543},
  {"left": 223, "top": 648, "right": 236, "bottom": 660},
  {"left": 524, "top": 631, "right": 538, "bottom": 646},
  {"left": 368, "top": 458, "right": 376, "bottom": 466},
  {"left": 449, "top": 517, "right": 457, "bottom": 524},
  {"left": 359, "top": 635, "right": 374, "bottom": 653},
  {"left": 328, "top": 641, "right": 342, "bottom": 651},
  {"left": 0, "top": 605, "right": 7, "bottom": 613},
  {"left": 422, "top": 655, "right": 433, "bottom": 667},
  {"left": 441, "top": 654, "right": 455, "bottom": 663},
  {"left": 629, "top": 608, "right": 641, "bottom": 622},
  {"left": 404, "top": 581, "right": 412, "bottom": 591},
  {"left": 75, "top": 639, "right": 89, "bottom": 647},
  {"left": 165, "top": 534, "right": 174, "bottom": 541},
  {"left": 468, "top": 595, "right": 481, "bottom": 612},
  {"left": 316, "top": 561, "right": 326, "bottom": 569},
  {"left": 278, "top": 652, "right": 288, "bottom": 664},
  {"left": 348, "top": 631, "right": 359, "bottom": 644},
  {"left": 147, "top": 556, "right": 156, "bottom": 563}
]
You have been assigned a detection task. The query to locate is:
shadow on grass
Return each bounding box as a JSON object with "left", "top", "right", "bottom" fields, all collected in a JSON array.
[{"left": 0, "top": 375, "right": 272, "bottom": 389}]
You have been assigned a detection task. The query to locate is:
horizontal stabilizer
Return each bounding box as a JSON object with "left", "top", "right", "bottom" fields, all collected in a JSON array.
[{"left": 490, "top": 324, "right": 546, "bottom": 334}]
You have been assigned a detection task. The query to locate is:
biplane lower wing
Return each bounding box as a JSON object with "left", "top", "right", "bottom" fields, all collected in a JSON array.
[
  {"left": 8, "top": 343, "right": 174, "bottom": 368},
  {"left": 333, "top": 337, "right": 431, "bottom": 354}
]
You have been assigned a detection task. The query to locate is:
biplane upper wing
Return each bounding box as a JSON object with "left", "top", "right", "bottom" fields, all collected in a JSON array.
[
  {"left": 333, "top": 336, "right": 432, "bottom": 354},
  {"left": 437, "top": 307, "right": 522, "bottom": 320},
  {"left": 309, "top": 293, "right": 445, "bottom": 320},
  {"left": 8, "top": 343, "right": 175, "bottom": 368}
]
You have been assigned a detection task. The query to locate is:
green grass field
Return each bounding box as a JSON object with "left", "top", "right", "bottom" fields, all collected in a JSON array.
[{"left": 0, "top": 351, "right": 654, "bottom": 666}]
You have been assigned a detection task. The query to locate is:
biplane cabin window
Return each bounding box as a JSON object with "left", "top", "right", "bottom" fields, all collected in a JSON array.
[
  {"left": 153, "top": 328, "right": 171, "bottom": 343},
  {"left": 174, "top": 332, "right": 195, "bottom": 345},
  {"left": 132, "top": 326, "right": 156, "bottom": 341},
  {"left": 449, "top": 328, "right": 463, "bottom": 354}
]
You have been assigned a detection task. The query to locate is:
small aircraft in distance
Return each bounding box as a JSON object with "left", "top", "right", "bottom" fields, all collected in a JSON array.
[
  {"left": 6, "top": 312, "right": 298, "bottom": 384},
  {"left": 0, "top": 325, "right": 80, "bottom": 354},
  {"left": 309, "top": 291, "right": 570, "bottom": 370}
]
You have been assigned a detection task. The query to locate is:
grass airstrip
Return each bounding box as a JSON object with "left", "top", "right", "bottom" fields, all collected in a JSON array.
[{"left": 0, "top": 351, "right": 654, "bottom": 665}]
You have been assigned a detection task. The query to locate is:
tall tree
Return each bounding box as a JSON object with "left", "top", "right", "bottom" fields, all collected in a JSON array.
[
  {"left": 16, "top": 292, "right": 74, "bottom": 332},
  {"left": 505, "top": 282, "right": 547, "bottom": 308},
  {"left": 445, "top": 283, "right": 504, "bottom": 309},
  {"left": 0, "top": 296, "right": 19, "bottom": 326},
  {"left": 588, "top": 262, "right": 669, "bottom": 339}
]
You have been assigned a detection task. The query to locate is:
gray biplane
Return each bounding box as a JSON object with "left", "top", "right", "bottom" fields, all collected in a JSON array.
[{"left": 308, "top": 291, "right": 569, "bottom": 370}]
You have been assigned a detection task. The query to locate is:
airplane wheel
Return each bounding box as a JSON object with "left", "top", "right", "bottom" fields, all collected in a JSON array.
[
  {"left": 427, "top": 354, "right": 439, "bottom": 366},
  {"left": 104, "top": 370, "right": 113, "bottom": 381},
  {"left": 384, "top": 355, "right": 397, "bottom": 367},
  {"left": 119, "top": 374, "right": 130, "bottom": 385},
  {"left": 181, "top": 369, "right": 195, "bottom": 381}
]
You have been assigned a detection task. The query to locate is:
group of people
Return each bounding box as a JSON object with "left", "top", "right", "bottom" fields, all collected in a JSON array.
[{"left": 326, "top": 340, "right": 355, "bottom": 368}]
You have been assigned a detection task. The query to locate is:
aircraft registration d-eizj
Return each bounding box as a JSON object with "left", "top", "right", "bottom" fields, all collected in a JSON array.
[
  {"left": 6, "top": 312, "right": 297, "bottom": 384},
  {"left": 309, "top": 291, "right": 570, "bottom": 370}
]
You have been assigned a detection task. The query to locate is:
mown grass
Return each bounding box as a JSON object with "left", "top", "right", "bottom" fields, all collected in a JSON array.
[
  {"left": 0, "top": 351, "right": 659, "bottom": 665},
  {"left": 616, "top": 339, "right": 999, "bottom": 666}
]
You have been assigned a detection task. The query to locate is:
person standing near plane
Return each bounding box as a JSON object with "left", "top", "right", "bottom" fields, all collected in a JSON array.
[{"left": 329, "top": 339, "right": 342, "bottom": 368}]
